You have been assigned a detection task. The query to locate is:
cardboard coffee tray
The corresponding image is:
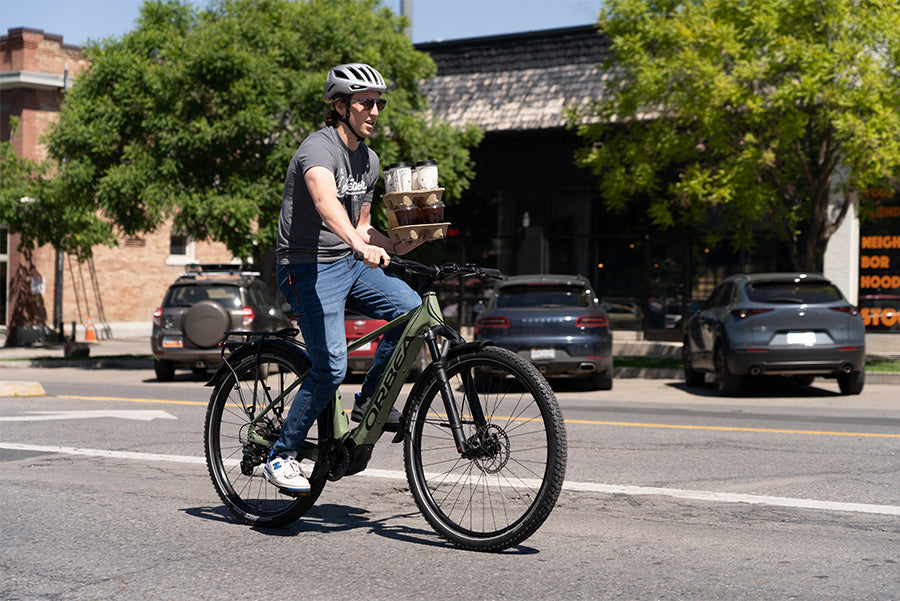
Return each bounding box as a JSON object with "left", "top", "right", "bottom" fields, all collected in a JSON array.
[
  {"left": 383, "top": 188, "right": 444, "bottom": 209},
  {"left": 388, "top": 222, "right": 451, "bottom": 244}
]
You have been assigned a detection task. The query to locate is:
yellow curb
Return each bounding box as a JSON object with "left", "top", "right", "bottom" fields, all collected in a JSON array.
[{"left": 0, "top": 381, "right": 47, "bottom": 397}]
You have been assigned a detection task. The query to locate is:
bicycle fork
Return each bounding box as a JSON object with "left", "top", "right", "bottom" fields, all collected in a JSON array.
[{"left": 422, "top": 329, "right": 489, "bottom": 458}]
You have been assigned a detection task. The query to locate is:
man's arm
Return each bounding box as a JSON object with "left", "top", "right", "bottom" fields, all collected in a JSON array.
[
  {"left": 356, "top": 202, "right": 425, "bottom": 257},
  {"left": 305, "top": 166, "right": 389, "bottom": 267}
]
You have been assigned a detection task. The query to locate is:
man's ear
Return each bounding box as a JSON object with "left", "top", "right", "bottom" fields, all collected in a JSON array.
[{"left": 335, "top": 98, "right": 348, "bottom": 118}]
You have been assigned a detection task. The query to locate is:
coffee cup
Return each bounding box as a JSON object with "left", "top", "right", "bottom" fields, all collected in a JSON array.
[
  {"left": 385, "top": 162, "right": 413, "bottom": 193},
  {"left": 413, "top": 160, "right": 438, "bottom": 190}
]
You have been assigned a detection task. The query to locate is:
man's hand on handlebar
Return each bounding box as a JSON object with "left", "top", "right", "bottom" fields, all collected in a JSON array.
[{"left": 355, "top": 244, "right": 391, "bottom": 268}]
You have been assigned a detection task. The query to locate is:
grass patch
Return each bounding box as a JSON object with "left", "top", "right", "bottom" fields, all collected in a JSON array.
[
  {"left": 614, "top": 356, "right": 900, "bottom": 373},
  {"left": 866, "top": 358, "right": 900, "bottom": 373}
]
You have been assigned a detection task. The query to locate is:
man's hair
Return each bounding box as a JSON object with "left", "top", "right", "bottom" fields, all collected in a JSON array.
[{"left": 325, "top": 94, "right": 349, "bottom": 127}]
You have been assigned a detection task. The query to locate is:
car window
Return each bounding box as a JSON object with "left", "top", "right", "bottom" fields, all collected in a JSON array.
[
  {"left": 246, "top": 284, "right": 266, "bottom": 309},
  {"left": 705, "top": 283, "right": 733, "bottom": 309},
  {"left": 166, "top": 285, "right": 242, "bottom": 308},
  {"left": 495, "top": 285, "right": 591, "bottom": 309},
  {"left": 746, "top": 281, "right": 843, "bottom": 304}
]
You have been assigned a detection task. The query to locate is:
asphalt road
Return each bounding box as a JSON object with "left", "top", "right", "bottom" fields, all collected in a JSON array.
[{"left": 1, "top": 366, "right": 898, "bottom": 601}]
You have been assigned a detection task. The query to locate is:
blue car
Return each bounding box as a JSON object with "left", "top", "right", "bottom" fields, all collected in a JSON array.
[
  {"left": 474, "top": 274, "right": 613, "bottom": 390},
  {"left": 682, "top": 273, "right": 866, "bottom": 395}
]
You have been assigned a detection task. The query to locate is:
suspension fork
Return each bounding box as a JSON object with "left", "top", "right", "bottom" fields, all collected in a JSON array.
[{"left": 423, "top": 329, "right": 488, "bottom": 454}]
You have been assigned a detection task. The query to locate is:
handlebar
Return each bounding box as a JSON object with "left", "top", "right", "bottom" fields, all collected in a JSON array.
[{"left": 352, "top": 251, "right": 504, "bottom": 293}]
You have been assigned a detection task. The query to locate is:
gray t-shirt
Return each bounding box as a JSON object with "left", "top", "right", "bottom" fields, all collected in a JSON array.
[{"left": 276, "top": 126, "right": 380, "bottom": 264}]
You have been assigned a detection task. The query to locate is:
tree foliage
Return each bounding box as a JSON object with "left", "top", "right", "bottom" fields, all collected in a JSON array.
[
  {"left": 13, "top": 0, "right": 480, "bottom": 260},
  {"left": 574, "top": 0, "right": 900, "bottom": 271},
  {"left": 1, "top": 118, "right": 116, "bottom": 256}
]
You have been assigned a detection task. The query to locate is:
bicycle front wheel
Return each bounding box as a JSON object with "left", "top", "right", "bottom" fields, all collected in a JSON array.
[
  {"left": 404, "top": 345, "right": 567, "bottom": 551},
  {"left": 204, "top": 345, "right": 326, "bottom": 528}
]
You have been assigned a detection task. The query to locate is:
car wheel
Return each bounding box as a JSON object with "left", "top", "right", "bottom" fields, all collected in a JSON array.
[
  {"left": 154, "top": 359, "right": 175, "bottom": 381},
  {"left": 837, "top": 370, "right": 864, "bottom": 395},
  {"left": 792, "top": 375, "right": 815, "bottom": 387},
  {"left": 714, "top": 345, "right": 741, "bottom": 396},
  {"left": 184, "top": 300, "right": 232, "bottom": 347},
  {"left": 682, "top": 338, "right": 705, "bottom": 386},
  {"left": 591, "top": 368, "right": 613, "bottom": 391}
]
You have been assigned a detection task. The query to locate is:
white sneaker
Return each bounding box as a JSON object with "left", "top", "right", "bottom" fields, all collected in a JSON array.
[
  {"left": 351, "top": 393, "right": 401, "bottom": 427},
  {"left": 264, "top": 453, "right": 310, "bottom": 493}
]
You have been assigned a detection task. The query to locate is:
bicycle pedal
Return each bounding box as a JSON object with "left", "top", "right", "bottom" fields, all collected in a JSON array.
[{"left": 277, "top": 487, "right": 310, "bottom": 498}]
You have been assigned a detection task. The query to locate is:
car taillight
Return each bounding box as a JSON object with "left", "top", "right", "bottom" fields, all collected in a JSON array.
[
  {"left": 830, "top": 306, "right": 859, "bottom": 316},
  {"left": 153, "top": 307, "right": 163, "bottom": 327},
  {"left": 241, "top": 306, "right": 254, "bottom": 327},
  {"left": 731, "top": 308, "right": 774, "bottom": 319},
  {"left": 575, "top": 315, "right": 609, "bottom": 328},
  {"left": 475, "top": 316, "right": 510, "bottom": 337}
]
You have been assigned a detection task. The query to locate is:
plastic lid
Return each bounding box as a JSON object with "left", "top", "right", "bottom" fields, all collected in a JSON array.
[
  {"left": 387, "top": 162, "right": 412, "bottom": 169},
  {"left": 415, "top": 160, "right": 438, "bottom": 167}
]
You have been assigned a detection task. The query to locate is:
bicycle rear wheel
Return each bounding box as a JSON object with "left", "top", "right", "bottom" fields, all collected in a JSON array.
[
  {"left": 404, "top": 345, "right": 567, "bottom": 551},
  {"left": 204, "top": 345, "right": 326, "bottom": 527}
]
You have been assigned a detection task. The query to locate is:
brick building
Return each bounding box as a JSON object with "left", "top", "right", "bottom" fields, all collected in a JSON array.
[{"left": 1, "top": 28, "right": 234, "bottom": 346}]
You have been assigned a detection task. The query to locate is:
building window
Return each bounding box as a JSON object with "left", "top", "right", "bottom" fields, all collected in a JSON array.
[{"left": 167, "top": 230, "right": 196, "bottom": 265}]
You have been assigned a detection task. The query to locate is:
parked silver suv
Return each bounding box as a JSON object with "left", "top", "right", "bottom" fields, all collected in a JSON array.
[
  {"left": 151, "top": 264, "right": 291, "bottom": 381},
  {"left": 682, "top": 272, "right": 866, "bottom": 395}
]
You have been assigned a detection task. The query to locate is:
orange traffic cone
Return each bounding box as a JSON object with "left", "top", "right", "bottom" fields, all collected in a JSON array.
[{"left": 85, "top": 316, "right": 97, "bottom": 341}]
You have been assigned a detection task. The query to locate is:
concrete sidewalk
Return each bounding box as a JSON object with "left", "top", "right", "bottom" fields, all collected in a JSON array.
[{"left": 2, "top": 333, "right": 896, "bottom": 396}]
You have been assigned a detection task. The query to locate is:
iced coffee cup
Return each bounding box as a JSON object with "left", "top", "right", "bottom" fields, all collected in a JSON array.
[
  {"left": 419, "top": 201, "right": 445, "bottom": 223},
  {"left": 392, "top": 204, "right": 418, "bottom": 226}
]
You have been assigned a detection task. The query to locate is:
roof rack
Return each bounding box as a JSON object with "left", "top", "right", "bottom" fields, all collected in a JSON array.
[{"left": 178, "top": 263, "right": 260, "bottom": 278}]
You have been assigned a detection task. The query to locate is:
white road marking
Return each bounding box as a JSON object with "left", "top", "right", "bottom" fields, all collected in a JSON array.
[
  {"left": 2, "top": 442, "right": 898, "bottom": 517},
  {"left": 0, "top": 410, "right": 177, "bottom": 422}
]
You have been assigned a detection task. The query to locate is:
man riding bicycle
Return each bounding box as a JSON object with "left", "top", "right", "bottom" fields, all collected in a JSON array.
[{"left": 265, "top": 63, "right": 430, "bottom": 492}]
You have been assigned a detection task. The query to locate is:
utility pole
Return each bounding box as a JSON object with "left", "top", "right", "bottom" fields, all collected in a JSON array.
[
  {"left": 54, "top": 249, "right": 64, "bottom": 341},
  {"left": 401, "top": 0, "right": 412, "bottom": 40}
]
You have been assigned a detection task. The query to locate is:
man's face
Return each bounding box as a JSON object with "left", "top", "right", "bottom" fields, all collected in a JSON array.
[{"left": 340, "top": 90, "right": 382, "bottom": 138}]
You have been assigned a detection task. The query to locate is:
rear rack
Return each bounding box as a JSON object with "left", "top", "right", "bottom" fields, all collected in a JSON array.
[{"left": 219, "top": 328, "right": 300, "bottom": 353}]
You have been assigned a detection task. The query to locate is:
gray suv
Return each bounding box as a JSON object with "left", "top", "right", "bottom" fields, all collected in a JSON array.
[
  {"left": 151, "top": 265, "right": 291, "bottom": 381},
  {"left": 683, "top": 272, "right": 866, "bottom": 395}
]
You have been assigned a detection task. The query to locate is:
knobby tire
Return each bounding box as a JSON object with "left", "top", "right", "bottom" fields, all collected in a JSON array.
[
  {"left": 204, "top": 346, "right": 326, "bottom": 527},
  {"left": 403, "top": 345, "right": 567, "bottom": 551}
]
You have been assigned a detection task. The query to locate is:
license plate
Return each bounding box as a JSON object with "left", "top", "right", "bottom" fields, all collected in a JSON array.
[
  {"left": 162, "top": 336, "right": 183, "bottom": 349},
  {"left": 531, "top": 348, "right": 556, "bottom": 360},
  {"left": 786, "top": 332, "right": 816, "bottom": 347},
  {"left": 355, "top": 342, "right": 372, "bottom": 352}
]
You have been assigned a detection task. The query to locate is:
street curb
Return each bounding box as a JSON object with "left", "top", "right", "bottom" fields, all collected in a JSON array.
[
  {"left": 0, "top": 381, "right": 47, "bottom": 397},
  {"left": 0, "top": 359, "right": 153, "bottom": 370}
]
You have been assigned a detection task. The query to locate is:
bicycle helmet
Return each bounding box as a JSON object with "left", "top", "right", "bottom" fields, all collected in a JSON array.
[{"left": 324, "top": 63, "right": 387, "bottom": 102}]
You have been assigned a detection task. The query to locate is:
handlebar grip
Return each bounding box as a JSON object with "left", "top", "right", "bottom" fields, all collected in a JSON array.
[{"left": 481, "top": 268, "right": 504, "bottom": 280}]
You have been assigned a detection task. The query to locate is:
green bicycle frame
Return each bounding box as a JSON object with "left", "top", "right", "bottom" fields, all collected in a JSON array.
[{"left": 244, "top": 293, "right": 446, "bottom": 459}]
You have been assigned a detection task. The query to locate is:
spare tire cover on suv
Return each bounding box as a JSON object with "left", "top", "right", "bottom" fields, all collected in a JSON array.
[{"left": 184, "top": 300, "right": 232, "bottom": 347}]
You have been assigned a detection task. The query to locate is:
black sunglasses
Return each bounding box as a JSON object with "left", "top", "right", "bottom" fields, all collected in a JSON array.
[{"left": 349, "top": 97, "right": 386, "bottom": 111}]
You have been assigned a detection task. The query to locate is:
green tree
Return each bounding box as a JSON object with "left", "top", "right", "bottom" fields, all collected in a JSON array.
[
  {"left": 1, "top": 117, "right": 115, "bottom": 257},
  {"left": 32, "top": 0, "right": 480, "bottom": 261},
  {"left": 574, "top": 0, "right": 900, "bottom": 271}
]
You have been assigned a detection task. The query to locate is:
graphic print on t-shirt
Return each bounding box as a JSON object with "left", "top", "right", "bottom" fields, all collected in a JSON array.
[{"left": 335, "top": 168, "right": 368, "bottom": 200}]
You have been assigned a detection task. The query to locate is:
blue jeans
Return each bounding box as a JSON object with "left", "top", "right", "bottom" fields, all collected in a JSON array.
[{"left": 272, "top": 256, "right": 420, "bottom": 455}]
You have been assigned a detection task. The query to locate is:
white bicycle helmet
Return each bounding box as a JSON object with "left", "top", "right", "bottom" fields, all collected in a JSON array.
[{"left": 324, "top": 63, "right": 387, "bottom": 102}]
